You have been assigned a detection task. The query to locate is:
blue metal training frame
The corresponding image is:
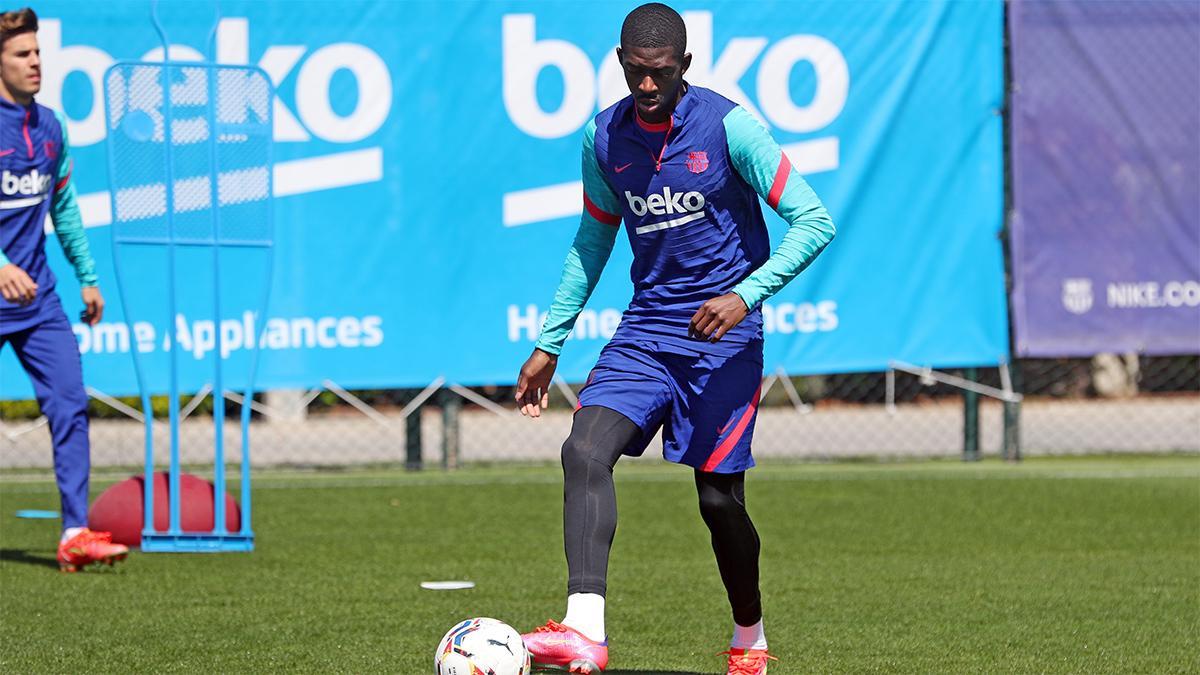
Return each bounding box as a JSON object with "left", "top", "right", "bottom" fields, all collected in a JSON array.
[{"left": 102, "top": 4, "right": 274, "bottom": 552}]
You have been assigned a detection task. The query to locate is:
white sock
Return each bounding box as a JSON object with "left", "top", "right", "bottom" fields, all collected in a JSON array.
[
  {"left": 731, "top": 619, "right": 768, "bottom": 651},
  {"left": 561, "top": 593, "right": 606, "bottom": 643},
  {"left": 60, "top": 527, "right": 86, "bottom": 544}
]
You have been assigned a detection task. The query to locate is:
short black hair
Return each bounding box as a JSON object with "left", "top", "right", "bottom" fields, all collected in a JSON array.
[{"left": 620, "top": 3, "right": 686, "bottom": 57}]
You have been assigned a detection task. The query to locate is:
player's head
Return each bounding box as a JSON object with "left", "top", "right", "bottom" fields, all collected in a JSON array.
[
  {"left": 0, "top": 7, "right": 40, "bottom": 105},
  {"left": 617, "top": 3, "right": 691, "bottom": 123}
]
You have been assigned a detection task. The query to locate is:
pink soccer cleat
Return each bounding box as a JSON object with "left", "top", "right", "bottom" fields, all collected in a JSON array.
[
  {"left": 521, "top": 620, "right": 608, "bottom": 673},
  {"left": 721, "top": 648, "right": 778, "bottom": 674},
  {"left": 57, "top": 529, "right": 129, "bottom": 572}
]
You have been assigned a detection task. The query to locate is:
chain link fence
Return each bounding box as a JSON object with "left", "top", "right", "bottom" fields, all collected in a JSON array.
[{"left": 3, "top": 355, "right": 1196, "bottom": 472}]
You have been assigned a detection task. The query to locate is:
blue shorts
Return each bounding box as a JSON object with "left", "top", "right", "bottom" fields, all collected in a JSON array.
[{"left": 576, "top": 340, "right": 764, "bottom": 473}]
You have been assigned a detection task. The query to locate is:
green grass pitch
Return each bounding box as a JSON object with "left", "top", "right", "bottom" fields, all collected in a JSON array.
[{"left": 2, "top": 455, "right": 1197, "bottom": 673}]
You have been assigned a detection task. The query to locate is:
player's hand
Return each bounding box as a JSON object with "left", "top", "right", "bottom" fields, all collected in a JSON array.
[
  {"left": 516, "top": 349, "right": 558, "bottom": 418},
  {"left": 81, "top": 286, "right": 104, "bottom": 326},
  {"left": 0, "top": 263, "right": 38, "bottom": 306},
  {"left": 689, "top": 292, "right": 749, "bottom": 342}
]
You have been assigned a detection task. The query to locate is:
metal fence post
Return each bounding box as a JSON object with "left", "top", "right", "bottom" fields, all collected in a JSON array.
[
  {"left": 1003, "top": 362, "right": 1023, "bottom": 462},
  {"left": 405, "top": 394, "right": 423, "bottom": 471},
  {"left": 441, "top": 390, "right": 461, "bottom": 470},
  {"left": 963, "top": 367, "right": 980, "bottom": 461}
]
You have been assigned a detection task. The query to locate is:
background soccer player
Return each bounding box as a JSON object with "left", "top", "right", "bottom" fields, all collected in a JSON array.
[
  {"left": 0, "top": 7, "right": 127, "bottom": 571},
  {"left": 514, "top": 3, "right": 835, "bottom": 673}
]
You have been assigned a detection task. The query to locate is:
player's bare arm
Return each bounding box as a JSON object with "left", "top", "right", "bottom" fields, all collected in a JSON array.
[
  {"left": 0, "top": 262, "right": 37, "bottom": 305},
  {"left": 516, "top": 348, "right": 558, "bottom": 418}
]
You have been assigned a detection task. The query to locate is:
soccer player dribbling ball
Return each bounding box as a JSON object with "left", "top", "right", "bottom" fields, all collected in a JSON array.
[
  {"left": 514, "top": 4, "right": 835, "bottom": 673},
  {"left": 0, "top": 7, "right": 128, "bottom": 572}
]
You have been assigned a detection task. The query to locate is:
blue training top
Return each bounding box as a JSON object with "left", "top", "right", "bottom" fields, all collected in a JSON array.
[
  {"left": 537, "top": 84, "right": 836, "bottom": 358},
  {"left": 0, "top": 97, "right": 95, "bottom": 333}
]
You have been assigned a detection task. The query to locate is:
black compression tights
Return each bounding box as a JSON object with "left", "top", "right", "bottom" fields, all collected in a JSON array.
[
  {"left": 563, "top": 406, "right": 763, "bottom": 626},
  {"left": 695, "top": 469, "right": 763, "bottom": 626},
  {"left": 561, "top": 406, "right": 633, "bottom": 597}
]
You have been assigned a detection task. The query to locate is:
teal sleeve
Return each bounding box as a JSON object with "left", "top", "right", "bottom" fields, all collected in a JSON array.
[
  {"left": 722, "top": 106, "right": 835, "bottom": 310},
  {"left": 0, "top": 249, "right": 10, "bottom": 266},
  {"left": 534, "top": 119, "right": 622, "bottom": 356},
  {"left": 50, "top": 111, "right": 98, "bottom": 287}
]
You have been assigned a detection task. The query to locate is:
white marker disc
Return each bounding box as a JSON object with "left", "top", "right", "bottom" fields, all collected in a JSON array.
[{"left": 420, "top": 580, "right": 476, "bottom": 590}]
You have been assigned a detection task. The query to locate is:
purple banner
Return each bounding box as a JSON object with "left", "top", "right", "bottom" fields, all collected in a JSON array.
[{"left": 1010, "top": 0, "right": 1200, "bottom": 357}]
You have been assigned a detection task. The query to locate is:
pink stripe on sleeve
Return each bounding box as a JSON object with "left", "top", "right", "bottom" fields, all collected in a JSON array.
[
  {"left": 584, "top": 192, "right": 621, "bottom": 226},
  {"left": 766, "top": 153, "right": 791, "bottom": 210},
  {"left": 55, "top": 161, "right": 72, "bottom": 193}
]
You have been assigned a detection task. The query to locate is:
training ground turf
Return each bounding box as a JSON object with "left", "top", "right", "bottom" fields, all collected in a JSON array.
[{"left": 1, "top": 455, "right": 1197, "bottom": 673}]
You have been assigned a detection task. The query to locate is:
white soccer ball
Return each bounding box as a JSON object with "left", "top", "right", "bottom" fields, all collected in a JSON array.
[{"left": 434, "top": 617, "right": 530, "bottom": 675}]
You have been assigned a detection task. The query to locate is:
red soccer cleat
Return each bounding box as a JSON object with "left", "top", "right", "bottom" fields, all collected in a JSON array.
[
  {"left": 57, "top": 529, "right": 129, "bottom": 572},
  {"left": 721, "top": 648, "right": 778, "bottom": 674},
  {"left": 521, "top": 620, "right": 608, "bottom": 673}
]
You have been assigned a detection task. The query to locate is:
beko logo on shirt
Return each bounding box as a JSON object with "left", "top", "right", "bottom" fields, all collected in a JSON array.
[
  {"left": 625, "top": 187, "right": 708, "bottom": 235},
  {"left": 1, "top": 169, "right": 52, "bottom": 196},
  {"left": 624, "top": 187, "right": 705, "bottom": 218}
]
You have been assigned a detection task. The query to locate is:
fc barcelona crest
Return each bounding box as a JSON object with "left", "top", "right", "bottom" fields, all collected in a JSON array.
[{"left": 686, "top": 151, "right": 709, "bottom": 174}]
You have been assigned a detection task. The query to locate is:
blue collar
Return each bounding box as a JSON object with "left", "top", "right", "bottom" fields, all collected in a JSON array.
[{"left": 0, "top": 95, "right": 35, "bottom": 122}]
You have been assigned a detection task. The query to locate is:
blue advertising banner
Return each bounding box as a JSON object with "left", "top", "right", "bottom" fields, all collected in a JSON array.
[
  {"left": 1, "top": 0, "right": 1008, "bottom": 399},
  {"left": 1010, "top": 0, "right": 1200, "bottom": 357}
]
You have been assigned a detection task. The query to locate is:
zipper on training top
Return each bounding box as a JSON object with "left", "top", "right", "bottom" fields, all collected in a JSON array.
[
  {"left": 22, "top": 108, "right": 34, "bottom": 158},
  {"left": 653, "top": 116, "right": 674, "bottom": 172}
]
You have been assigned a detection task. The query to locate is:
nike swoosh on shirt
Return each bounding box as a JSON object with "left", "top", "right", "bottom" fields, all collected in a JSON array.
[
  {"left": 0, "top": 148, "right": 15, "bottom": 157},
  {"left": 614, "top": 163, "right": 632, "bottom": 173}
]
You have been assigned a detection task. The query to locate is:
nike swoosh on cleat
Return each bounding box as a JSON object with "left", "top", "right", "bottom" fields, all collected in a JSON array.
[
  {"left": 614, "top": 163, "right": 632, "bottom": 173},
  {"left": 0, "top": 148, "right": 15, "bottom": 157}
]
